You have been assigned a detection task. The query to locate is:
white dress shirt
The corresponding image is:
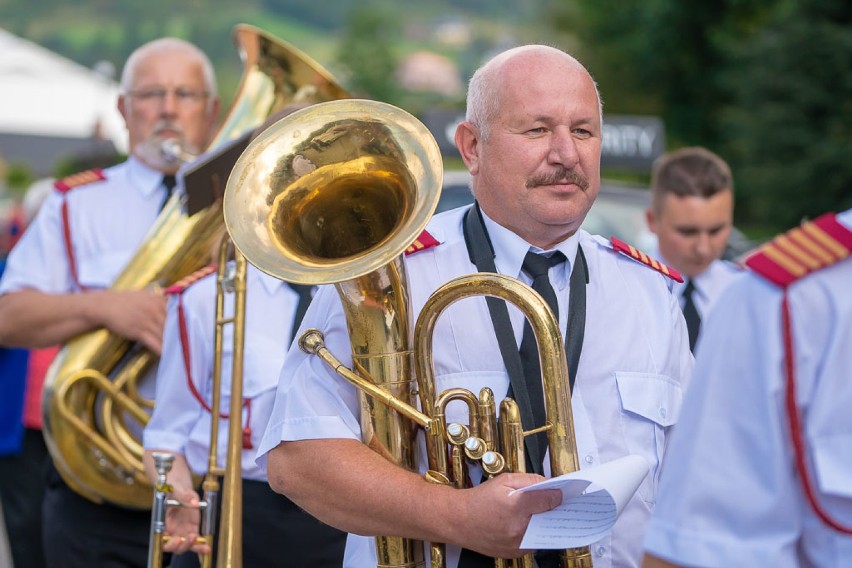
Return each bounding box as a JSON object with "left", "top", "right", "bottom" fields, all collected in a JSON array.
[
  {"left": 143, "top": 263, "right": 305, "bottom": 481},
  {"left": 0, "top": 157, "right": 171, "bottom": 408},
  {"left": 258, "top": 204, "right": 693, "bottom": 568},
  {"left": 644, "top": 210, "right": 852, "bottom": 567},
  {"left": 0, "top": 157, "right": 170, "bottom": 295}
]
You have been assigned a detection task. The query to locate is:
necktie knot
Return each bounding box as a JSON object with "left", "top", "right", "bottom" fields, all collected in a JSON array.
[
  {"left": 682, "top": 278, "right": 697, "bottom": 298},
  {"left": 522, "top": 251, "right": 566, "bottom": 279},
  {"left": 159, "top": 175, "right": 177, "bottom": 211},
  {"left": 162, "top": 175, "right": 177, "bottom": 194}
]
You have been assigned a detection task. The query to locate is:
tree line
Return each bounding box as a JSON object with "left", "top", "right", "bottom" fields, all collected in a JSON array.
[
  {"left": 3, "top": 0, "right": 849, "bottom": 232},
  {"left": 552, "top": 0, "right": 852, "bottom": 233}
]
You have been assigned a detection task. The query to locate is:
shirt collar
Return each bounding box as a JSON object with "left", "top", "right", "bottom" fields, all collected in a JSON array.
[
  {"left": 479, "top": 208, "right": 579, "bottom": 289},
  {"left": 651, "top": 245, "right": 703, "bottom": 299},
  {"left": 126, "top": 155, "right": 168, "bottom": 199},
  {"left": 249, "top": 264, "right": 286, "bottom": 294}
]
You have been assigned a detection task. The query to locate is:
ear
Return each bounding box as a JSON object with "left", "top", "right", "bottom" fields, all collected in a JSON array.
[
  {"left": 645, "top": 207, "right": 658, "bottom": 234},
  {"left": 208, "top": 96, "right": 222, "bottom": 121},
  {"left": 454, "top": 121, "right": 481, "bottom": 176},
  {"left": 117, "top": 95, "right": 128, "bottom": 123}
]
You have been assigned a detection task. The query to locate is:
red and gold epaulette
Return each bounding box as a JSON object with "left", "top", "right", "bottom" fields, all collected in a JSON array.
[
  {"left": 53, "top": 169, "right": 106, "bottom": 193},
  {"left": 610, "top": 236, "right": 684, "bottom": 283},
  {"left": 165, "top": 264, "right": 218, "bottom": 295},
  {"left": 404, "top": 230, "right": 440, "bottom": 256},
  {"left": 744, "top": 212, "right": 852, "bottom": 287}
]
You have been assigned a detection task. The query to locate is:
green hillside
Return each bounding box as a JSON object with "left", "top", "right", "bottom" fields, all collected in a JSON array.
[{"left": 0, "top": 0, "right": 552, "bottom": 112}]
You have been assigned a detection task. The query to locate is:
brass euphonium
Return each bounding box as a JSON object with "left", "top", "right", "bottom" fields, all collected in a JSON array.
[
  {"left": 42, "top": 24, "right": 348, "bottom": 509},
  {"left": 224, "top": 100, "right": 591, "bottom": 567}
]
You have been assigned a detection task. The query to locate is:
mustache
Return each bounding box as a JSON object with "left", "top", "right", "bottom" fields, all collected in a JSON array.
[
  {"left": 152, "top": 120, "right": 184, "bottom": 139},
  {"left": 526, "top": 167, "right": 590, "bottom": 191}
]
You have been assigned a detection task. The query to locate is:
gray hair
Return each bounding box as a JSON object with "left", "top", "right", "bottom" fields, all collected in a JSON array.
[
  {"left": 120, "top": 37, "right": 217, "bottom": 99},
  {"left": 465, "top": 45, "right": 603, "bottom": 140}
]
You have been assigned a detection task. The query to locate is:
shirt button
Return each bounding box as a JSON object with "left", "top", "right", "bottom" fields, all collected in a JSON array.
[
  {"left": 659, "top": 407, "right": 667, "bottom": 419},
  {"left": 584, "top": 455, "right": 594, "bottom": 464},
  {"left": 596, "top": 546, "right": 606, "bottom": 556}
]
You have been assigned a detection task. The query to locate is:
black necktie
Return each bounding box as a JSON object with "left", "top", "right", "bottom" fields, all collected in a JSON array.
[
  {"left": 160, "top": 175, "right": 177, "bottom": 211},
  {"left": 286, "top": 283, "right": 314, "bottom": 341},
  {"left": 682, "top": 279, "right": 701, "bottom": 352},
  {"left": 518, "top": 250, "right": 567, "bottom": 473},
  {"left": 460, "top": 207, "right": 586, "bottom": 568}
]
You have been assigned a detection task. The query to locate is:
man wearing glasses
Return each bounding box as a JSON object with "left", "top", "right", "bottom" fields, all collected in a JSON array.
[{"left": 0, "top": 37, "right": 219, "bottom": 567}]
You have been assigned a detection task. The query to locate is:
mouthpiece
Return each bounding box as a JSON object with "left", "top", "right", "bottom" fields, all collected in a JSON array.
[{"left": 159, "top": 139, "right": 195, "bottom": 164}]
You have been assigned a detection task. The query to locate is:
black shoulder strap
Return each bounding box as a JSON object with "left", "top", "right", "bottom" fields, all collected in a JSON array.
[
  {"left": 462, "top": 203, "right": 588, "bottom": 470},
  {"left": 463, "top": 204, "right": 543, "bottom": 468}
]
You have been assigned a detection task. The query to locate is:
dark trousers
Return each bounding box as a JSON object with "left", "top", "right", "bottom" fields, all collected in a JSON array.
[
  {"left": 0, "top": 428, "right": 48, "bottom": 568},
  {"left": 459, "top": 549, "right": 565, "bottom": 568},
  {"left": 169, "top": 478, "right": 347, "bottom": 568},
  {"left": 42, "top": 462, "right": 151, "bottom": 568}
]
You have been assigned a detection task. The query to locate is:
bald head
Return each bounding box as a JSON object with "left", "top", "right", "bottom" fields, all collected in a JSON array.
[
  {"left": 466, "top": 45, "right": 602, "bottom": 141},
  {"left": 454, "top": 44, "right": 603, "bottom": 248}
]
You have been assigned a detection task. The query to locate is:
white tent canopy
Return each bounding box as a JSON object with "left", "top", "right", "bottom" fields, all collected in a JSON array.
[{"left": 0, "top": 28, "right": 128, "bottom": 154}]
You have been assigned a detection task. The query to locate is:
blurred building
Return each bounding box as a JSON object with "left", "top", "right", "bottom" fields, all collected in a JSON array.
[
  {"left": 0, "top": 28, "right": 126, "bottom": 178},
  {"left": 396, "top": 50, "right": 463, "bottom": 97},
  {"left": 433, "top": 18, "right": 472, "bottom": 49}
]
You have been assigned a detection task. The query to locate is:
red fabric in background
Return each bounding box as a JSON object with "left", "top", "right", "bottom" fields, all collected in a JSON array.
[{"left": 22, "top": 346, "right": 59, "bottom": 430}]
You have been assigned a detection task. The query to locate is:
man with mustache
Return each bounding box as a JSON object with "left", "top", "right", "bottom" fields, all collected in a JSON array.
[
  {"left": 0, "top": 37, "right": 219, "bottom": 567},
  {"left": 258, "top": 44, "right": 693, "bottom": 567}
]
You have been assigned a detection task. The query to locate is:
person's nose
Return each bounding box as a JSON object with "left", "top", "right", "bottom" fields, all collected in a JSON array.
[
  {"left": 548, "top": 127, "right": 580, "bottom": 168},
  {"left": 694, "top": 232, "right": 712, "bottom": 257},
  {"left": 159, "top": 90, "right": 179, "bottom": 116}
]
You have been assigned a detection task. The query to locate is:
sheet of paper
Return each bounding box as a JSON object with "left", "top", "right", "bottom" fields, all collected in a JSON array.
[{"left": 510, "top": 454, "right": 649, "bottom": 549}]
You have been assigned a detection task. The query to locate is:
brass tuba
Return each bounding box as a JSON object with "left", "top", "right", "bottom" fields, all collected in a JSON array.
[
  {"left": 224, "top": 99, "right": 441, "bottom": 568},
  {"left": 224, "top": 100, "right": 591, "bottom": 567},
  {"left": 41, "top": 24, "right": 348, "bottom": 509}
]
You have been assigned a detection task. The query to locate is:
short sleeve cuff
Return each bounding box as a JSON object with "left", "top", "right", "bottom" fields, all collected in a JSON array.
[
  {"left": 256, "top": 415, "right": 361, "bottom": 467},
  {"left": 142, "top": 429, "right": 188, "bottom": 453}
]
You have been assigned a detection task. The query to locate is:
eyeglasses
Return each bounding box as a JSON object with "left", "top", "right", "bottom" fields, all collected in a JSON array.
[{"left": 125, "top": 87, "right": 209, "bottom": 105}]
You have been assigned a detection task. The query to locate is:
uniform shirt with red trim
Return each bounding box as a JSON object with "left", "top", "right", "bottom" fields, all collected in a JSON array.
[
  {"left": 258, "top": 204, "right": 693, "bottom": 568},
  {"left": 143, "top": 262, "right": 309, "bottom": 482},
  {"left": 645, "top": 209, "right": 852, "bottom": 567},
  {"left": 0, "top": 157, "right": 175, "bottom": 417},
  {"left": 0, "top": 157, "right": 174, "bottom": 296}
]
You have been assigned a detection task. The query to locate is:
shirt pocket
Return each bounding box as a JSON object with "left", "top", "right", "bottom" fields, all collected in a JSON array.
[
  {"left": 812, "top": 433, "right": 852, "bottom": 498},
  {"left": 615, "top": 371, "right": 683, "bottom": 503},
  {"left": 218, "top": 329, "right": 284, "bottom": 400},
  {"left": 811, "top": 433, "right": 852, "bottom": 563}
]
